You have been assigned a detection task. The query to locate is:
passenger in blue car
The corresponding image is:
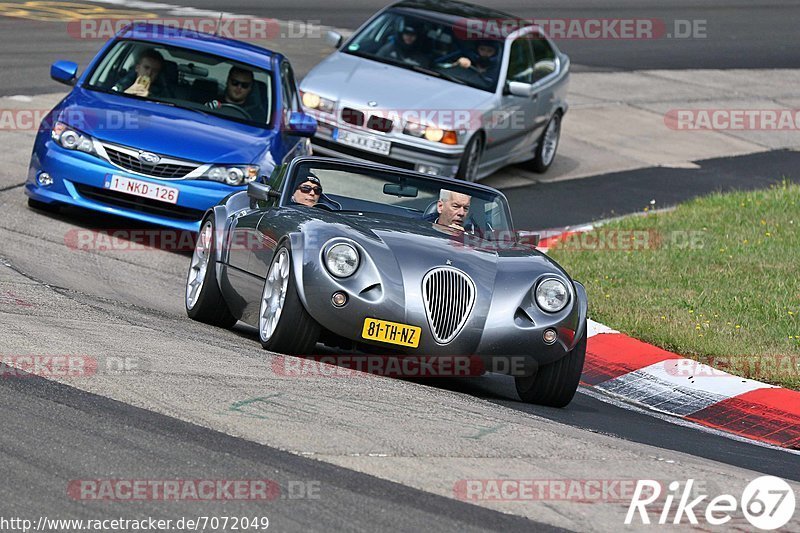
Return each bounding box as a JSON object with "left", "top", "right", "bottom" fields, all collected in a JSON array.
[
  {"left": 112, "top": 48, "right": 172, "bottom": 98},
  {"left": 205, "top": 66, "right": 267, "bottom": 124}
]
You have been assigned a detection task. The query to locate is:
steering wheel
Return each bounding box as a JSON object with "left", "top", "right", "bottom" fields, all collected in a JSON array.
[
  {"left": 312, "top": 194, "right": 342, "bottom": 211},
  {"left": 219, "top": 103, "right": 253, "bottom": 120}
]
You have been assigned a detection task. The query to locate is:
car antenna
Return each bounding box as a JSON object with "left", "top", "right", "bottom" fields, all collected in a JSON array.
[{"left": 213, "top": 12, "right": 223, "bottom": 36}]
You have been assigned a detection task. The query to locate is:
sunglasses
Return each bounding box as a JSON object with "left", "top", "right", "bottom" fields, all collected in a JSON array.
[
  {"left": 229, "top": 79, "right": 252, "bottom": 89},
  {"left": 298, "top": 184, "right": 322, "bottom": 195}
]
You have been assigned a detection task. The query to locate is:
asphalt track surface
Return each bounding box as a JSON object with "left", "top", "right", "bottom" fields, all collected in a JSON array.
[
  {"left": 2, "top": 1, "right": 800, "bottom": 531},
  {"left": 0, "top": 368, "right": 553, "bottom": 532},
  {"left": 99, "top": 0, "right": 800, "bottom": 70},
  {"left": 1, "top": 0, "right": 800, "bottom": 95}
]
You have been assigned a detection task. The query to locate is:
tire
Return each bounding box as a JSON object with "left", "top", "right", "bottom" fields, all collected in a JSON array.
[
  {"left": 27, "top": 197, "right": 60, "bottom": 213},
  {"left": 185, "top": 217, "right": 237, "bottom": 328},
  {"left": 527, "top": 112, "right": 561, "bottom": 174},
  {"left": 456, "top": 134, "right": 484, "bottom": 182},
  {"left": 515, "top": 325, "right": 586, "bottom": 407},
  {"left": 258, "top": 244, "right": 320, "bottom": 355}
]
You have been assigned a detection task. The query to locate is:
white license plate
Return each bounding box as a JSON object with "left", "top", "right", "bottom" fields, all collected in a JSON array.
[
  {"left": 335, "top": 129, "right": 391, "bottom": 155},
  {"left": 105, "top": 175, "right": 179, "bottom": 204}
]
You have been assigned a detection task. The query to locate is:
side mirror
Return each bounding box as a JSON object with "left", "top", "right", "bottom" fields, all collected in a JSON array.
[
  {"left": 286, "top": 112, "right": 317, "bottom": 137},
  {"left": 324, "top": 30, "right": 343, "bottom": 49},
  {"left": 247, "top": 181, "right": 281, "bottom": 201},
  {"left": 51, "top": 60, "right": 79, "bottom": 86},
  {"left": 516, "top": 230, "right": 540, "bottom": 248},
  {"left": 507, "top": 81, "right": 534, "bottom": 98}
]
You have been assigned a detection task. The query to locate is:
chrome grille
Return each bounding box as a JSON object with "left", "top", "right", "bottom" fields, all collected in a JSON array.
[
  {"left": 422, "top": 267, "right": 476, "bottom": 344},
  {"left": 101, "top": 142, "right": 200, "bottom": 179}
]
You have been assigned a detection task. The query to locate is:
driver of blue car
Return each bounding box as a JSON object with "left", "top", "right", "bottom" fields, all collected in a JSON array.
[{"left": 205, "top": 66, "right": 265, "bottom": 122}]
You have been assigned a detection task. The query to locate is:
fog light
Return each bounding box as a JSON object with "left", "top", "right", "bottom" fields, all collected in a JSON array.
[
  {"left": 543, "top": 328, "right": 558, "bottom": 345},
  {"left": 416, "top": 164, "right": 440, "bottom": 176},
  {"left": 38, "top": 172, "right": 53, "bottom": 186},
  {"left": 331, "top": 291, "right": 348, "bottom": 307}
]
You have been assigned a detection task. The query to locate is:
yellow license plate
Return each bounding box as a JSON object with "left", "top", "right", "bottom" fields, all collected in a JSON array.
[{"left": 362, "top": 318, "right": 421, "bottom": 348}]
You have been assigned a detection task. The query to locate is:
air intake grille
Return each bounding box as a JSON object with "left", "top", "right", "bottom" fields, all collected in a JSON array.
[
  {"left": 341, "top": 107, "right": 365, "bottom": 126},
  {"left": 103, "top": 145, "right": 199, "bottom": 178},
  {"left": 422, "top": 267, "right": 476, "bottom": 344}
]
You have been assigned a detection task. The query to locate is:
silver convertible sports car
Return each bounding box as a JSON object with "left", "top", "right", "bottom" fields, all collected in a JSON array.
[
  {"left": 299, "top": 0, "right": 569, "bottom": 181},
  {"left": 185, "top": 157, "right": 587, "bottom": 406}
]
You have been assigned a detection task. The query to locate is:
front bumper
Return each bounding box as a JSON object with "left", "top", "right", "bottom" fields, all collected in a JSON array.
[
  {"left": 296, "top": 243, "right": 585, "bottom": 376},
  {"left": 310, "top": 119, "right": 464, "bottom": 178},
  {"left": 26, "top": 140, "right": 244, "bottom": 231}
]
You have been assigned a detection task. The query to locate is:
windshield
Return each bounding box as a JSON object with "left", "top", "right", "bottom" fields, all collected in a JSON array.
[
  {"left": 343, "top": 10, "right": 503, "bottom": 93},
  {"left": 286, "top": 161, "right": 512, "bottom": 235},
  {"left": 85, "top": 40, "right": 273, "bottom": 127}
]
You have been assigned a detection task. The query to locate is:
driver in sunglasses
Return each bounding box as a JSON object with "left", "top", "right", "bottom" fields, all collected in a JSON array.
[
  {"left": 291, "top": 174, "right": 323, "bottom": 206},
  {"left": 205, "top": 66, "right": 265, "bottom": 122}
]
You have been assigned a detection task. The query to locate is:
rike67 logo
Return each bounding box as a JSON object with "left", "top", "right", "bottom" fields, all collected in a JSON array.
[{"left": 626, "top": 476, "right": 796, "bottom": 530}]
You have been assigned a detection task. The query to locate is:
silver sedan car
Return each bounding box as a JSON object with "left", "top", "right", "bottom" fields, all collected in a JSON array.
[{"left": 299, "top": 0, "right": 570, "bottom": 181}]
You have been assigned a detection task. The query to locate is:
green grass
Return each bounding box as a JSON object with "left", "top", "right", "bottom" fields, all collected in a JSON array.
[{"left": 549, "top": 180, "right": 800, "bottom": 389}]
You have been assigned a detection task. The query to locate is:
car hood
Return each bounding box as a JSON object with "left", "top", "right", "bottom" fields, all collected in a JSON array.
[
  {"left": 299, "top": 211, "right": 560, "bottom": 277},
  {"left": 57, "top": 88, "right": 275, "bottom": 163},
  {"left": 300, "top": 53, "right": 496, "bottom": 129}
]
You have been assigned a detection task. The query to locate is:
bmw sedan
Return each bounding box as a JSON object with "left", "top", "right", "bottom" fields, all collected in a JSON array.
[{"left": 299, "top": 0, "right": 569, "bottom": 182}]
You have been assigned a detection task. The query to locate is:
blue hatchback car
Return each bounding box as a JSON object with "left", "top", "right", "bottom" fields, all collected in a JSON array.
[{"left": 26, "top": 23, "right": 316, "bottom": 231}]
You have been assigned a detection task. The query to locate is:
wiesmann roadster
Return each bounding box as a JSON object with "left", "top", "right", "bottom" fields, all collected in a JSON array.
[{"left": 185, "top": 157, "right": 587, "bottom": 406}]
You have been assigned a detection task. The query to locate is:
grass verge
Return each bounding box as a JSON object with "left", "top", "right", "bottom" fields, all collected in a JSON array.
[{"left": 549, "top": 180, "right": 800, "bottom": 389}]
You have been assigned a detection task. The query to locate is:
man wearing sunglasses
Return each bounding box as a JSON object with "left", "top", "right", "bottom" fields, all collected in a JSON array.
[
  {"left": 291, "top": 174, "right": 323, "bottom": 207},
  {"left": 205, "top": 66, "right": 265, "bottom": 122}
]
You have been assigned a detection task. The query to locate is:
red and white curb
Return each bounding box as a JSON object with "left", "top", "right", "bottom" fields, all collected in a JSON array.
[
  {"left": 583, "top": 321, "right": 799, "bottom": 449},
  {"left": 534, "top": 227, "right": 799, "bottom": 450}
]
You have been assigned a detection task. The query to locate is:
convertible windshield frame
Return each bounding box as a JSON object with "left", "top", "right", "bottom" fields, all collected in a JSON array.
[
  {"left": 83, "top": 38, "right": 275, "bottom": 128},
  {"left": 283, "top": 159, "right": 514, "bottom": 233}
]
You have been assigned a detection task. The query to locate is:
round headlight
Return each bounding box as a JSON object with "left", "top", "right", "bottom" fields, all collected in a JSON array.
[
  {"left": 325, "top": 243, "right": 359, "bottom": 278},
  {"left": 225, "top": 167, "right": 244, "bottom": 185},
  {"left": 302, "top": 92, "right": 321, "bottom": 109},
  {"left": 424, "top": 127, "right": 444, "bottom": 142},
  {"left": 208, "top": 166, "right": 226, "bottom": 182},
  {"left": 535, "top": 278, "right": 569, "bottom": 313},
  {"left": 60, "top": 130, "right": 80, "bottom": 149}
]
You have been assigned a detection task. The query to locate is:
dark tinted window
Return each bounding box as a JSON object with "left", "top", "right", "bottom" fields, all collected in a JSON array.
[{"left": 507, "top": 39, "right": 534, "bottom": 84}]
